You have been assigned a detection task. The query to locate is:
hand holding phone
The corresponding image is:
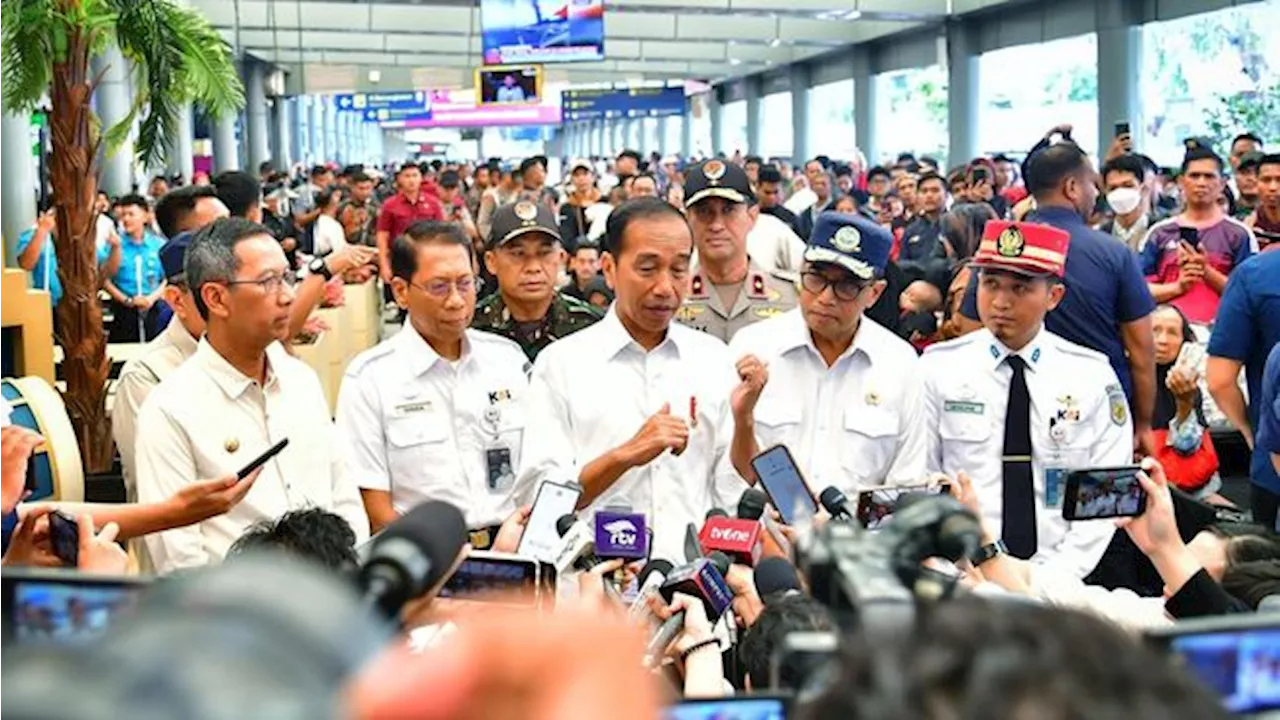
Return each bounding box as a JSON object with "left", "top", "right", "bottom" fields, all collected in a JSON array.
[
  {"left": 517, "top": 481, "right": 582, "bottom": 562},
  {"left": 1062, "top": 466, "right": 1146, "bottom": 521},
  {"left": 237, "top": 438, "right": 288, "bottom": 481},
  {"left": 750, "top": 445, "right": 818, "bottom": 525},
  {"left": 47, "top": 510, "right": 79, "bottom": 566}
]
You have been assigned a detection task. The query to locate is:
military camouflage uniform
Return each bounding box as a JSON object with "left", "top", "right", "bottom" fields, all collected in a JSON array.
[
  {"left": 676, "top": 260, "right": 799, "bottom": 343},
  {"left": 472, "top": 291, "right": 604, "bottom": 362}
]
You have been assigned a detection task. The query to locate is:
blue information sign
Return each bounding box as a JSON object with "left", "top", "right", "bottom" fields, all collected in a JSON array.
[
  {"left": 561, "top": 86, "right": 685, "bottom": 121},
  {"left": 358, "top": 107, "right": 432, "bottom": 123},
  {"left": 334, "top": 91, "right": 431, "bottom": 114}
]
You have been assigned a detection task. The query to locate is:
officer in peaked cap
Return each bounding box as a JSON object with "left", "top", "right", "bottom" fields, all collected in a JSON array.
[
  {"left": 472, "top": 199, "right": 603, "bottom": 361},
  {"left": 726, "top": 211, "right": 928, "bottom": 497},
  {"left": 677, "top": 158, "right": 799, "bottom": 343}
]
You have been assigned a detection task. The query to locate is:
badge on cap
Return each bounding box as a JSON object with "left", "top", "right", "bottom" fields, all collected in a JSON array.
[
  {"left": 703, "top": 160, "right": 726, "bottom": 183},
  {"left": 997, "top": 226, "right": 1026, "bottom": 258},
  {"left": 514, "top": 200, "right": 539, "bottom": 222},
  {"left": 833, "top": 226, "right": 862, "bottom": 253}
]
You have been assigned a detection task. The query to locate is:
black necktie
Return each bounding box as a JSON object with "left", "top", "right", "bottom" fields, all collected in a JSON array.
[{"left": 1002, "top": 355, "right": 1037, "bottom": 559}]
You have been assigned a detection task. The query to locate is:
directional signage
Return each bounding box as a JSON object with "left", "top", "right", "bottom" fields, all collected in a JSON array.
[
  {"left": 334, "top": 91, "right": 431, "bottom": 115},
  {"left": 561, "top": 86, "right": 685, "bottom": 122},
  {"left": 359, "top": 107, "right": 432, "bottom": 123}
]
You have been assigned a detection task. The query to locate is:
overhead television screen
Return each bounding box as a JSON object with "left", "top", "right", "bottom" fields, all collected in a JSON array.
[
  {"left": 475, "top": 65, "right": 543, "bottom": 106},
  {"left": 480, "top": 0, "right": 605, "bottom": 65}
]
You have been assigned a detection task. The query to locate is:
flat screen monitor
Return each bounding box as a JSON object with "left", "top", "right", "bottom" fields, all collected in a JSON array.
[
  {"left": 475, "top": 65, "right": 543, "bottom": 106},
  {"left": 479, "top": 0, "right": 605, "bottom": 65}
]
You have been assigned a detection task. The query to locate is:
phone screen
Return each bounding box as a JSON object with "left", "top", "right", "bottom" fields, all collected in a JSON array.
[
  {"left": 3, "top": 574, "right": 147, "bottom": 644},
  {"left": 48, "top": 511, "right": 79, "bottom": 566},
  {"left": 1064, "top": 466, "right": 1145, "bottom": 520},
  {"left": 439, "top": 556, "right": 539, "bottom": 605},
  {"left": 1170, "top": 629, "right": 1280, "bottom": 713},
  {"left": 1179, "top": 226, "right": 1201, "bottom": 250},
  {"left": 1115, "top": 121, "right": 1131, "bottom": 137},
  {"left": 517, "top": 481, "right": 582, "bottom": 563},
  {"left": 750, "top": 445, "right": 817, "bottom": 525},
  {"left": 662, "top": 697, "right": 788, "bottom": 720},
  {"left": 856, "top": 484, "right": 948, "bottom": 529}
]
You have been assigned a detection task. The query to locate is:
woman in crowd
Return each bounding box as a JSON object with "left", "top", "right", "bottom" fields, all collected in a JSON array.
[
  {"left": 1150, "top": 304, "right": 1226, "bottom": 501},
  {"left": 311, "top": 187, "right": 347, "bottom": 258},
  {"left": 937, "top": 203, "right": 997, "bottom": 340}
]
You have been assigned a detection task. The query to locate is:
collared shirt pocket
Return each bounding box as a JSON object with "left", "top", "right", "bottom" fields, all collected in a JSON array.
[
  {"left": 939, "top": 405, "right": 994, "bottom": 467},
  {"left": 754, "top": 400, "right": 802, "bottom": 452},
  {"left": 841, "top": 406, "right": 900, "bottom": 482},
  {"left": 385, "top": 415, "right": 452, "bottom": 481}
]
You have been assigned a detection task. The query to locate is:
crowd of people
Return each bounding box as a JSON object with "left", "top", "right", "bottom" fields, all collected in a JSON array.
[{"left": 3, "top": 120, "right": 1280, "bottom": 717}]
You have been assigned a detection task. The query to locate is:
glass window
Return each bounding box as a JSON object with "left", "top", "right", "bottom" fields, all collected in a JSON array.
[
  {"left": 977, "top": 34, "right": 1098, "bottom": 162},
  {"left": 1141, "top": 0, "right": 1280, "bottom": 167},
  {"left": 875, "top": 65, "right": 948, "bottom": 166},
  {"left": 759, "top": 92, "right": 793, "bottom": 161},
  {"left": 642, "top": 117, "right": 660, "bottom": 153},
  {"left": 690, "top": 93, "right": 713, "bottom": 158},
  {"left": 663, "top": 114, "right": 683, "bottom": 156},
  {"left": 808, "top": 79, "right": 855, "bottom": 163},
  {"left": 721, "top": 100, "right": 748, "bottom": 156}
]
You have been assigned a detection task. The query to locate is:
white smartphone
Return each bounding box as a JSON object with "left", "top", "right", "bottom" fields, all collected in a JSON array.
[{"left": 517, "top": 480, "right": 583, "bottom": 563}]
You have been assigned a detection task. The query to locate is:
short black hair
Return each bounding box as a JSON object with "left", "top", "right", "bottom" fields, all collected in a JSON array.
[
  {"left": 1259, "top": 153, "right": 1280, "bottom": 173},
  {"left": 866, "top": 166, "right": 890, "bottom": 181},
  {"left": 1232, "top": 132, "right": 1263, "bottom": 148},
  {"left": 745, "top": 155, "right": 764, "bottom": 166},
  {"left": 1221, "top": 559, "right": 1280, "bottom": 609},
  {"left": 150, "top": 174, "right": 169, "bottom": 186},
  {"left": 115, "top": 193, "right": 150, "bottom": 211},
  {"left": 154, "top": 185, "right": 220, "bottom": 239},
  {"left": 1181, "top": 146, "right": 1224, "bottom": 174},
  {"left": 602, "top": 197, "right": 689, "bottom": 257},
  {"left": 227, "top": 508, "right": 358, "bottom": 573},
  {"left": 349, "top": 171, "right": 372, "bottom": 185},
  {"left": 919, "top": 155, "right": 939, "bottom": 168},
  {"left": 390, "top": 220, "right": 473, "bottom": 282},
  {"left": 616, "top": 149, "right": 642, "bottom": 163},
  {"left": 212, "top": 171, "right": 262, "bottom": 218},
  {"left": 896, "top": 152, "right": 917, "bottom": 163},
  {"left": 310, "top": 164, "right": 330, "bottom": 177},
  {"left": 834, "top": 164, "right": 853, "bottom": 178},
  {"left": 737, "top": 593, "right": 834, "bottom": 690},
  {"left": 396, "top": 162, "right": 421, "bottom": 177},
  {"left": 1025, "top": 141, "right": 1090, "bottom": 198},
  {"left": 758, "top": 165, "right": 783, "bottom": 184},
  {"left": 1101, "top": 154, "right": 1146, "bottom": 184},
  {"left": 916, "top": 172, "right": 946, "bottom": 192},
  {"left": 314, "top": 187, "right": 341, "bottom": 210},
  {"left": 519, "top": 156, "right": 544, "bottom": 175},
  {"left": 991, "top": 153, "right": 1013, "bottom": 164},
  {"left": 1135, "top": 153, "right": 1159, "bottom": 177}
]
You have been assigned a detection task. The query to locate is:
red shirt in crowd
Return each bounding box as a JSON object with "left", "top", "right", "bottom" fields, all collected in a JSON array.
[{"left": 376, "top": 191, "right": 445, "bottom": 241}]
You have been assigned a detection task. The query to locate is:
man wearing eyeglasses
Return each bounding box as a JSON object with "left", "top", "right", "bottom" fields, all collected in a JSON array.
[
  {"left": 676, "top": 160, "right": 798, "bottom": 343},
  {"left": 472, "top": 201, "right": 603, "bottom": 362},
  {"left": 727, "top": 212, "right": 928, "bottom": 495},
  {"left": 134, "top": 218, "right": 369, "bottom": 572},
  {"left": 337, "top": 220, "right": 531, "bottom": 539}
]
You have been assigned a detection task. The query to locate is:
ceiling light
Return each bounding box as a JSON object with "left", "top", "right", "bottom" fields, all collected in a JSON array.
[
  {"left": 368, "top": 69, "right": 381, "bottom": 83},
  {"left": 729, "top": 58, "right": 741, "bottom": 66},
  {"left": 769, "top": 37, "right": 781, "bottom": 47}
]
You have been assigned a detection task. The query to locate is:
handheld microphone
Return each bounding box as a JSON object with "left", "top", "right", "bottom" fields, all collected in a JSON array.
[
  {"left": 683, "top": 522, "right": 704, "bottom": 563},
  {"left": 628, "top": 558, "right": 674, "bottom": 623},
  {"left": 754, "top": 556, "right": 803, "bottom": 601},
  {"left": 553, "top": 514, "right": 599, "bottom": 574},
  {"left": 644, "top": 553, "right": 734, "bottom": 664},
  {"left": 699, "top": 515, "right": 764, "bottom": 567},
  {"left": 819, "top": 486, "right": 858, "bottom": 522},
  {"left": 737, "top": 489, "right": 767, "bottom": 521},
  {"left": 594, "top": 510, "right": 650, "bottom": 562},
  {"left": 358, "top": 500, "right": 467, "bottom": 619},
  {"left": 706, "top": 508, "right": 729, "bottom": 520},
  {"left": 740, "top": 487, "right": 792, "bottom": 559}
]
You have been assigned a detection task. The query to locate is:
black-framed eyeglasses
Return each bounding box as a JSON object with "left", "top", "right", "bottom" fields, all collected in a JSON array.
[
  {"left": 408, "top": 276, "right": 477, "bottom": 299},
  {"left": 224, "top": 271, "right": 298, "bottom": 294},
  {"left": 800, "top": 270, "right": 866, "bottom": 302}
]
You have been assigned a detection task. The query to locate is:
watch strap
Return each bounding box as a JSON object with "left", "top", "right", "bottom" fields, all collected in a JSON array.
[
  {"left": 971, "top": 539, "right": 1008, "bottom": 567},
  {"left": 310, "top": 257, "right": 332, "bottom": 280}
]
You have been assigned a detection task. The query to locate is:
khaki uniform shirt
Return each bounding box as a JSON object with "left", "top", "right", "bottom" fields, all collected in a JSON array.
[{"left": 676, "top": 260, "right": 799, "bottom": 343}]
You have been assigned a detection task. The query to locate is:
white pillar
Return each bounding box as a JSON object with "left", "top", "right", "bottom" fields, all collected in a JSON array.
[
  {"left": 91, "top": 44, "right": 135, "bottom": 196},
  {"left": 2, "top": 112, "right": 37, "bottom": 264}
]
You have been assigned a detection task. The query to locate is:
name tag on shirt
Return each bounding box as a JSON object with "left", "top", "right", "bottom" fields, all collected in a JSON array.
[
  {"left": 393, "top": 400, "right": 433, "bottom": 418},
  {"left": 944, "top": 400, "right": 985, "bottom": 415}
]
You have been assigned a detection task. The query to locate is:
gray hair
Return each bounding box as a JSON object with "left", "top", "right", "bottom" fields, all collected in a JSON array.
[{"left": 185, "top": 217, "right": 273, "bottom": 320}]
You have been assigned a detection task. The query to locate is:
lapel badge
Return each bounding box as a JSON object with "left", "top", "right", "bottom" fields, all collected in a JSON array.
[
  {"left": 865, "top": 391, "right": 881, "bottom": 406},
  {"left": 224, "top": 437, "right": 240, "bottom": 453}
]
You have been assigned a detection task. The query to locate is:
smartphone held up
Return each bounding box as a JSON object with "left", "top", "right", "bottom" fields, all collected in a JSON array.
[{"left": 1062, "top": 466, "right": 1147, "bottom": 521}]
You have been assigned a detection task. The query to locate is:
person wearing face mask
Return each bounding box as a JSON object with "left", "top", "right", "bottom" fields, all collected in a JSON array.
[
  {"left": 956, "top": 133, "right": 1158, "bottom": 458},
  {"left": 1099, "top": 154, "right": 1156, "bottom": 252}
]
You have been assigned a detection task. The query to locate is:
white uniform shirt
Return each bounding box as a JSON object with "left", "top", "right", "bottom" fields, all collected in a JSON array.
[
  {"left": 516, "top": 308, "right": 747, "bottom": 562},
  {"left": 919, "top": 326, "right": 1132, "bottom": 579},
  {"left": 136, "top": 339, "right": 369, "bottom": 572},
  {"left": 113, "top": 316, "right": 199, "bottom": 500},
  {"left": 337, "top": 326, "right": 530, "bottom": 528},
  {"left": 746, "top": 213, "right": 808, "bottom": 277},
  {"left": 728, "top": 309, "right": 928, "bottom": 494}
]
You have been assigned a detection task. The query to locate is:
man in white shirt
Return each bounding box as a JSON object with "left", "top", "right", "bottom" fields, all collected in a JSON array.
[
  {"left": 136, "top": 217, "right": 369, "bottom": 572},
  {"left": 729, "top": 212, "right": 927, "bottom": 495},
  {"left": 338, "top": 221, "right": 529, "bottom": 537},
  {"left": 516, "top": 198, "right": 747, "bottom": 560},
  {"left": 919, "top": 220, "right": 1131, "bottom": 579}
]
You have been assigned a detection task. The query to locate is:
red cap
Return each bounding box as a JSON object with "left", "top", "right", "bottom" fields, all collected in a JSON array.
[{"left": 971, "top": 220, "right": 1070, "bottom": 278}]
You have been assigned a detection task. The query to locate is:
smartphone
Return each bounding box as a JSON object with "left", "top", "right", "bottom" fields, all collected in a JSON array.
[
  {"left": 662, "top": 696, "right": 789, "bottom": 720},
  {"left": 517, "top": 480, "right": 583, "bottom": 563},
  {"left": 970, "top": 166, "right": 991, "bottom": 184},
  {"left": 438, "top": 551, "right": 540, "bottom": 606},
  {"left": 750, "top": 445, "right": 818, "bottom": 526},
  {"left": 856, "top": 484, "right": 950, "bottom": 529},
  {"left": 771, "top": 631, "right": 839, "bottom": 691},
  {"left": 47, "top": 510, "right": 80, "bottom": 566},
  {"left": 1147, "top": 616, "right": 1280, "bottom": 714},
  {"left": 1179, "top": 226, "right": 1201, "bottom": 251},
  {"left": 1115, "top": 121, "right": 1131, "bottom": 137},
  {"left": 1, "top": 568, "right": 150, "bottom": 644},
  {"left": 237, "top": 437, "right": 289, "bottom": 480},
  {"left": 1062, "top": 466, "right": 1146, "bottom": 521}
]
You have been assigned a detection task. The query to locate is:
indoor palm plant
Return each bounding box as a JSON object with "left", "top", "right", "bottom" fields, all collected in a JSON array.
[{"left": 2, "top": 0, "right": 243, "bottom": 472}]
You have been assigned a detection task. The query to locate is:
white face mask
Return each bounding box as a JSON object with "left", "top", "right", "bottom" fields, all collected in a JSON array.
[{"left": 1106, "top": 187, "right": 1142, "bottom": 215}]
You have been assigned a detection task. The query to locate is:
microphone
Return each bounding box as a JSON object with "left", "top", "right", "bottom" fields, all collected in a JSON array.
[
  {"left": 706, "top": 508, "right": 729, "bottom": 520},
  {"left": 628, "top": 558, "right": 674, "bottom": 623},
  {"left": 739, "top": 487, "right": 792, "bottom": 559},
  {"left": 754, "top": 556, "right": 803, "bottom": 601},
  {"left": 683, "top": 522, "right": 704, "bottom": 563},
  {"left": 553, "top": 514, "right": 600, "bottom": 574},
  {"left": 594, "top": 509, "right": 650, "bottom": 562},
  {"left": 358, "top": 500, "right": 467, "bottom": 619},
  {"left": 737, "top": 488, "right": 767, "bottom": 521},
  {"left": 644, "top": 553, "right": 734, "bottom": 664},
  {"left": 819, "top": 486, "right": 858, "bottom": 523},
  {"left": 699, "top": 515, "right": 764, "bottom": 567}
]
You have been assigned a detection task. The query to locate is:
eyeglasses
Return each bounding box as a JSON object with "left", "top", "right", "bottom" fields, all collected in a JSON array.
[
  {"left": 800, "top": 270, "right": 866, "bottom": 302},
  {"left": 224, "top": 271, "right": 298, "bottom": 294},
  {"left": 409, "top": 276, "right": 476, "bottom": 298}
]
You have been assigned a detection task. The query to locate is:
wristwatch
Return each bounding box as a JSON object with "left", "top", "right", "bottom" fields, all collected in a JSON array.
[
  {"left": 308, "top": 256, "right": 333, "bottom": 280},
  {"left": 971, "top": 539, "right": 1008, "bottom": 567}
]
